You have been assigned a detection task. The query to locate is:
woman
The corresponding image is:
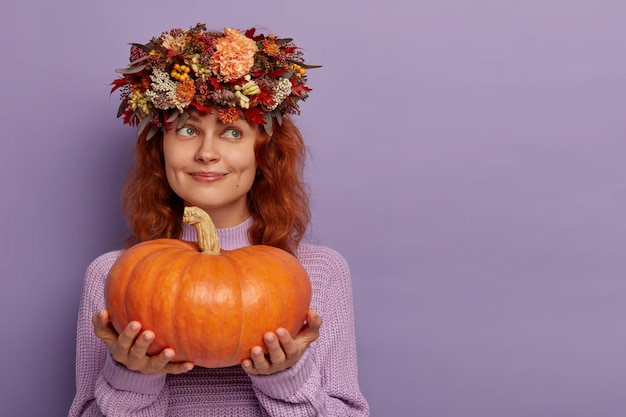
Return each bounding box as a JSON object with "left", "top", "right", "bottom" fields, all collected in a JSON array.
[{"left": 69, "top": 23, "right": 369, "bottom": 416}]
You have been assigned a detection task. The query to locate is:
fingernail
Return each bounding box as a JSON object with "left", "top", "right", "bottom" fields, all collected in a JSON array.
[
  {"left": 130, "top": 322, "right": 140, "bottom": 332},
  {"left": 276, "top": 328, "right": 287, "bottom": 337},
  {"left": 143, "top": 332, "right": 154, "bottom": 341},
  {"left": 264, "top": 333, "right": 275, "bottom": 343}
]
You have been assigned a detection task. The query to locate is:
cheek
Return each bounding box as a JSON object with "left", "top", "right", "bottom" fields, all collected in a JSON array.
[
  {"left": 233, "top": 156, "right": 257, "bottom": 190},
  {"left": 162, "top": 140, "right": 187, "bottom": 172},
  {"left": 162, "top": 153, "right": 175, "bottom": 179},
  {"left": 231, "top": 146, "right": 257, "bottom": 174},
  {"left": 243, "top": 155, "right": 258, "bottom": 179},
  {"left": 162, "top": 146, "right": 185, "bottom": 189}
]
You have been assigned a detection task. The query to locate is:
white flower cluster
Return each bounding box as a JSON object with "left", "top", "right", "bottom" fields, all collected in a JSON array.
[
  {"left": 267, "top": 78, "right": 292, "bottom": 111},
  {"left": 145, "top": 69, "right": 180, "bottom": 111}
]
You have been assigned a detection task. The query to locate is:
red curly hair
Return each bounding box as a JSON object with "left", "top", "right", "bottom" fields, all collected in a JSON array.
[{"left": 121, "top": 116, "right": 310, "bottom": 255}]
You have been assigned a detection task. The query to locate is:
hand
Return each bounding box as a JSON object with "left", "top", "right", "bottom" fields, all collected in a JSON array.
[
  {"left": 242, "top": 308, "right": 322, "bottom": 375},
  {"left": 92, "top": 309, "right": 194, "bottom": 375}
]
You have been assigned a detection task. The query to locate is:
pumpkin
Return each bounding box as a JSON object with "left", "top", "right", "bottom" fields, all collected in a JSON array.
[{"left": 104, "top": 206, "right": 312, "bottom": 368}]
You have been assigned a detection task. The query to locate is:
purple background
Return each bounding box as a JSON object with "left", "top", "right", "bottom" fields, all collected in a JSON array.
[{"left": 1, "top": 0, "right": 625, "bottom": 415}]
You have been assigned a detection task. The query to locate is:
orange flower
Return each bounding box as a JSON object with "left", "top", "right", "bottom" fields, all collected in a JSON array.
[
  {"left": 262, "top": 39, "right": 280, "bottom": 57},
  {"left": 218, "top": 107, "right": 241, "bottom": 124},
  {"left": 176, "top": 80, "right": 196, "bottom": 101},
  {"left": 161, "top": 33, "right": 186, "bottom": 55},
  {"left": 210, "top": 28, "right": 258, "bottom": 82}
]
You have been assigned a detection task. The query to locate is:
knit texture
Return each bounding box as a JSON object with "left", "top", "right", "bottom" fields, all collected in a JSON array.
[{"left": 68, "top": 218, "right": 369, "bottom": 416}]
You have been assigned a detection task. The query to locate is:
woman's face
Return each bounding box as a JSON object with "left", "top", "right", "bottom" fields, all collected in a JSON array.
[{"left": 162, "top": 110, "right": 259, "bottom": 228}]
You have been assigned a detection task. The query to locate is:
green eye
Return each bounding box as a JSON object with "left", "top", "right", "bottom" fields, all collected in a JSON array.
[
  {"left": 223, "top": 128, "right": 242, "bottom": 139},
  {"left": 177, "top": 126, "right": 196, "bottom": 137}
]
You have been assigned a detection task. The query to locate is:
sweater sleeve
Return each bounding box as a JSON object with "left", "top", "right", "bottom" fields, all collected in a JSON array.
[
  {"left": 248, "top": 246, "right": 370, "bottom": 416},
  {"left": 68, "top": 251, "right": 170, "bottom": 417}
]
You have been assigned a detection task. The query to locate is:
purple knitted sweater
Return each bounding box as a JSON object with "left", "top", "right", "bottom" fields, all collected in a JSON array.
[{"left": 69, "top": 217, "right": 369, "bottom": 416}]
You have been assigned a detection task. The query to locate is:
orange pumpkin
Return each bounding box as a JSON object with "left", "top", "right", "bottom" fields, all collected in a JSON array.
[{"left": 104, "top": 206, "right": 312, "bottom": 368}]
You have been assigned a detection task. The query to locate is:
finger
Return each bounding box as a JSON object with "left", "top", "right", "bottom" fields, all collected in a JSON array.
[
  {"left": 119, "top": 330, "right": 156, "bottom": 372},
  {"left": 275, "top": 328, "right": 299, "bottom": 358},
  {"left": 264, "top": 332, "right": 287, "bottom": 365},
  {"left": 306, "top": 309, "right": 323, "bottom": 331},
  {"left": 249, "top": 346, "right": 270, "bottom": 373},
  {"left": 294, "top": 326, "right": 320, "bottom": 346},
  {"left": 115, "top": 321, "right": 142, "bottom": 353},
  {"left": 92, "top": 309, "right": 110, "bottom": 332},
  {"left": 126, "top": 330, "right": 155, "bottom": 366},
  {"left": 110, "top": 321, "right": 143, "bottom": 365},
  {"left": 162, "top": 361, "right": 195, "bottom": 375},
  {"left": 92, "top": 309, "right": 108, "bottom": 328},
  {"left": 148, "top": 347, "right": 175, "bottom": 369},
  {"left": 92, "top": 310, "right": 118, "bottom": 347},
  {"left": 156, "top": 349, "right": 194, "bottom": 375},
  {"left": 293, "top": 311, "right": 322, "bottom": 346},
  {"left": 241, "top": 358, "right": 256, "bottom": 374}
]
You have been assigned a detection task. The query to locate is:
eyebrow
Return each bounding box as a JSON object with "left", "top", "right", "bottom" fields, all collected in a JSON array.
[{"left": 188, "top": 113, "right": 202, "bottom": 122}]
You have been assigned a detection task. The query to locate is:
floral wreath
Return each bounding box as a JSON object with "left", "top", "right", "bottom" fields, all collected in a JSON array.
[{"left": 111, "top": 23, "right": 319, "bottom": 139}]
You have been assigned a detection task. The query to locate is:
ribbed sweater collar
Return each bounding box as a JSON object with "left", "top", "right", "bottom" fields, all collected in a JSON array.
[{"left": 179, "top": 217, "right": 253, "bottom": 250}]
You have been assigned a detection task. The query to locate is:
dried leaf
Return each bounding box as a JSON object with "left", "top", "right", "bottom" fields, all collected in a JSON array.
[
  {"left": 291, "top": 83, "right": 311, "bottom": 98},
  {"left": 300, "top": 63, "right": 322, "bottom": 69},
  {"left": 166, "top": 110, "right": 180, "bottom": 123},
  {"left": 262, "top": 113, "right": 274, "bottom": 136},
  {"left": 273, "top": 110, "right": 283, "bottom": 126},
  {"left": 128, "top": 55, "right": 149, "bottom": 66},
  {"left": 110, "top": 78, "right": 129, "bottom": 93},
  {"left": 244, "top": 107, "right": 266, "bottom": 124},
  {"left": 137, "top": 112, "right": 153, "bottom": 138},
  {"left": 146, "top": 125, "right": 159, "bottom": 141},
  {"left": 177, "top": 111, "right": 190, "bottom": 128},
  {"left": 129, "top": 42, "right": 153, "bottom": 54},
  {"left": 116, "top": 101, "right": 127, "bottom": 118},
  {"left": 191, "top": 102, "right": 213, "bottom": 114},
  {"left": 115, "top": 65, "right": 147, "bottom": 75}
]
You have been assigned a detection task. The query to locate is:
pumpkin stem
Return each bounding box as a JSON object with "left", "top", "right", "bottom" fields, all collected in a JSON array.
[{"left": 182, "top": 206, "right": 221, "bottom": 255}]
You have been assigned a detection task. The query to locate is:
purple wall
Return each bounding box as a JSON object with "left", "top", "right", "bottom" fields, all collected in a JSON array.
[{"left": 1, "top": 1, "right": 625, "bottom": 415}]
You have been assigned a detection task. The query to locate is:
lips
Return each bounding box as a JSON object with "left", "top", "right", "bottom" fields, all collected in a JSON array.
[{"left": 190, "top": 172, "right": 227, "bottom": 182}]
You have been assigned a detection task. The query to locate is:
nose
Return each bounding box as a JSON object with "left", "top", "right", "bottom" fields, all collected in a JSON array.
[{"left": 194, "top": 136, "right": 219, "bottom": 162}]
